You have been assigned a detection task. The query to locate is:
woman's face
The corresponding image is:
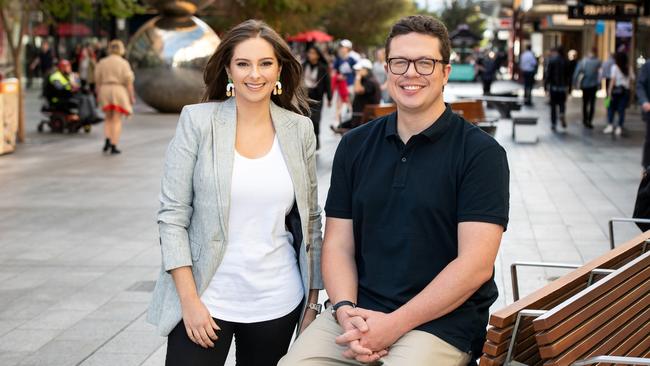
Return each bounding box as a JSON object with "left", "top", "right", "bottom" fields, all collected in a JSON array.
[
  {"left": 307, "top": 48, "right": 319, "bottom": 64},
  {"left": 227, "top": 36, "right": 281, "bottom": 105}
]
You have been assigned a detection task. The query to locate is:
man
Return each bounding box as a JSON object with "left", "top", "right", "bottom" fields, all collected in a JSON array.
[
  {"left": 45, "top": 60, "right": 79, "bottom": 110},
  {"left": 280, "top": 15, "right": 509, "bottom": 366},
  {"left": 520, "top": 45, "right": 537, "bottom": 106},
  {"left": 544, "top": 47, "right": 570, "bottom": 131},
  {"left": 638, "top": 59, "right": 650, "bottom": 168},
  {"left": 30, "top": 41, "right": 55, "bottom": 96},
  {"left": 478, "top": 50, "right": 498, "bottom": 95},
  {"left": 572, "top": 47, "right": 601, "bottom": 129},
  {"left": 333, "top": 40, "right": 358, "bottom": 93}
]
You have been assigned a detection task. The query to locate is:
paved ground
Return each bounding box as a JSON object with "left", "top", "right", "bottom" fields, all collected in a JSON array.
[{"left": 0, "top": 81, "right": 646, "bottom": 365}]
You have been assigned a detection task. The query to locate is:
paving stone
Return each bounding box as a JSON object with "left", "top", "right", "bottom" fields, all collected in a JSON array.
[{"left": 0, "top": 329, "right": 61, "bottom": 352}]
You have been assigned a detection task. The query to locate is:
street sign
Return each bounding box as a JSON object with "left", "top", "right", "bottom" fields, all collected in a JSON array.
[{"left": 568, "top": 3, "right": 640, "bottom": 19}]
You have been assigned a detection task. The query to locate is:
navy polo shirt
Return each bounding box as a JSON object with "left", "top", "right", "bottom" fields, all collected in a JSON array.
[{"left": 325, "top": 105, "right": 509, "bottom": 355}]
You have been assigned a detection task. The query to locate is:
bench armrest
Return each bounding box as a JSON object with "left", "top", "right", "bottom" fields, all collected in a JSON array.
[
  {"left": 510, "top": 261, "right": 582, "bottom": 302},
  {"left": 572, "top": 356, "right": 650, "bottom": 365},
  {"left": 608, "top": 217, "right": 650, "bottom": 250}
]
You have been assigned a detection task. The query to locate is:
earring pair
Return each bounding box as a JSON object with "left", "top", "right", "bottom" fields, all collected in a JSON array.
[{"left": 225, "top": 79, "right": 282, "bottom": 97}]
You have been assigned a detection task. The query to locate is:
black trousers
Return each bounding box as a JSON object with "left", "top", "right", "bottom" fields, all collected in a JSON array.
[
  {"left": 581, "top": 86, "right": 598, "bottom": 126},
  {"left": 309, "top": 101, "right": 322, "bottom": 148},
  {"left": 165, "top": 305, "right": 301, "bottom": 366},
  {"left": 549, "top": 90, "right": 567, "bottom": 126},
  {"left": 482, "top": 79, "right": 493, "bottom": 95},
  {"left": 643, "top": 113, "right": 650, "bottom": 168},
  {"left": 523, "top": 71, "right": 535, "bottom": 104}
]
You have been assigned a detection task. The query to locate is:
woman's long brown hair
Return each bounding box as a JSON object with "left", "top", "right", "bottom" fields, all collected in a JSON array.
[{"left": 202, "top": 19, "right": 310, "bottom": 116}]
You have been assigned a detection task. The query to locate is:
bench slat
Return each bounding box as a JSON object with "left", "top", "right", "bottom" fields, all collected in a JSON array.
[
  {"left": 489, "top": 232, "right": 650, "bottom": 329},
  {"left": 535, "top": 274, "right": 650, "bottom": 345},
  {"left": 540, "top": 303, "right": 650, "bottom": 361},
  {"left": 534, "top": 251, "right": 650, "bottom": 331},
  {"left": 585, "top": 317, "right": 650, "bottom": 358},
  {"left": 479, "top": 354, "right": 506, "bottom": 366},
  {"left": 588, "top": 319, "right": 650, "bottom": 362},
  {"left": 486, "top": 325, "right": 513, "bottom": 344}
]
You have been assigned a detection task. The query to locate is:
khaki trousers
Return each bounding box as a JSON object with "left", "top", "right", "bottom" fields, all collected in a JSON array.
[{"left": 279, "top": 309, "right": 471, "bottom": 366}]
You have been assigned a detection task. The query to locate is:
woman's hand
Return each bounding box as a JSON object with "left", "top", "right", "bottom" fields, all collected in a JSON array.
[{"left": 180, "top": 296, "right": 220, "bottom": 348}]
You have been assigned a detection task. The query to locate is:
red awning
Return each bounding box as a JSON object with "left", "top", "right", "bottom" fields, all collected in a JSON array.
[
  {"left": 286, "top": 30, "right": 333, "bottom": 43},
  {"left": 31, "top": 23, "right": 92, "bottom": 37}
]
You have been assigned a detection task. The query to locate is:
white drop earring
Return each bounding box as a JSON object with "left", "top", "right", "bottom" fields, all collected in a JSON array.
[
  {"left": 226, "top": 78, "right": 235, "bottom": 97},
  {"left": 273, "top": 80, "right": 282, "bottom": 95}
]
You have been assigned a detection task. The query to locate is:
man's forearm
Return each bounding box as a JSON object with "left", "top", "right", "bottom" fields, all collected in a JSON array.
[
  {"left": 322, "top": 246, "right": 358, "bottom": 305},
  {"left": 392, "top": 257, "right": 492, "bottom": 333}
]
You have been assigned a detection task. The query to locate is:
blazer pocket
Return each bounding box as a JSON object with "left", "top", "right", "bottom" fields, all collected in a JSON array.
[{"left": 189, "top": 240, "right": 202, "bottom": 262}]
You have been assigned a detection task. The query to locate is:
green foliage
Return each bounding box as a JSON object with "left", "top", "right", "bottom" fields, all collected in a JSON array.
[
  {"left": 321, "top": 0, "right": 416, "bottom": 48},
  {"left": 37, "top": 0, "right": 143, "bottom": 22},
  {"left": 437, "top": 0, "right": 485, "bottom": 38}
]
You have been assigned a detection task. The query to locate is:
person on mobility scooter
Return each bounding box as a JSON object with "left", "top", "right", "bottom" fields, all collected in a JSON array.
[{"left": 38, "top": 60, "right": 103, "bottom": 133}]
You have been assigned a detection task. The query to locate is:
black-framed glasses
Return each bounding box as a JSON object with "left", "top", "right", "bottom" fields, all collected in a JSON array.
[{"left": 387, "top": 57, "right": 447, "bottom": 76}]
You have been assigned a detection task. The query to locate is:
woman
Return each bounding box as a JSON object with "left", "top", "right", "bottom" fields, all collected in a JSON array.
[
  {"left": 94, "top": 40, "right": 135, "bottom": 154},
  {"left": 78, "top": 45, "right": 96, "bottom": 90},
  {"left": 604, "top": 52, "right": 633, "bottom": 136},
  {"left": 302, "top": 45, "right": 332, "bottom": 150},
  {"left": 147, "top": 19, "right": 323, "bottom": 366}
]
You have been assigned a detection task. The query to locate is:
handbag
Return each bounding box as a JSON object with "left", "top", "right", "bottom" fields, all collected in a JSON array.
[{"left": 633, "top": 167, "right": 650, "bottom": 232}]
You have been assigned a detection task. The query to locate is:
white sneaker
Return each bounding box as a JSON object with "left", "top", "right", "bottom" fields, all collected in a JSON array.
[
  {"left": 603, "top": 125, "right": 614, "bottom": 134},
  {"left": 615, "top": 126, "right": 623, "bottom": 136}
]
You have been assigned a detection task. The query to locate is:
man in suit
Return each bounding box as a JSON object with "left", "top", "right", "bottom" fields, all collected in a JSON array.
[{"left": 638, "top": 60, "right": 650, "bottom": 168}]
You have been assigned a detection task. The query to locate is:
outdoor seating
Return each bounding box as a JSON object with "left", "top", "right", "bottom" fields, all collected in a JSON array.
[
  {"left": 532, "top": 250, "right": 650, "bottom": 366},
  {"left": 458, "top": 94, "right": 522, "bottom": 118},
  {"left": 331, "top": 104, "right": 396, "bottom": 134},
  {"left": 479, "top": 231, "right": 650, "bottom": 366},
  {"left": 450, "top": 100, "right": 498, "bottom": 136}
]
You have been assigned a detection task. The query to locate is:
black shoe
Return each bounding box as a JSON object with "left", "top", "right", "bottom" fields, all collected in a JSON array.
[
  {"left": 560, "top": 115, "right": 567, "bottom": 128},
  {"left": 103, "top": 138, "right": 111, "bottom": 153},
  {"left": 110, "top": 144, "right": 121, "bottom": 155},
  {"left": 551, "top": 124, "right": 557, "bottom": 132}
]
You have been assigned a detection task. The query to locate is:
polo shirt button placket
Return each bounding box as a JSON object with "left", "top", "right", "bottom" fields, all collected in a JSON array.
[{"left": 401, "top": 157, "right": 407, "bottom": 163}]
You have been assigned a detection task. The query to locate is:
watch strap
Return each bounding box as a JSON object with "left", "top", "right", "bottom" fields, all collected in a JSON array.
[{"left": 308, "top": 302, "right": 322, "bottom": 314}]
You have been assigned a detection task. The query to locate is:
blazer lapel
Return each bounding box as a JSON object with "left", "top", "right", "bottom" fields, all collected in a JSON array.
[
  {"left": 212, "top": 98, "right": 237, "bottom": 239},
  {"left": 271, "top": 103, "right": 304, "bottom": 208}
]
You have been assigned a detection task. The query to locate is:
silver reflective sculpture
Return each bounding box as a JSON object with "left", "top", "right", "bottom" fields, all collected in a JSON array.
[{"left": 127, "top": 1, "right": 219, "bottom": 113}]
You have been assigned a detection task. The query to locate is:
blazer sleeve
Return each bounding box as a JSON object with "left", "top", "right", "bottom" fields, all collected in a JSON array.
[
  {"left": 302, "top": 117, "right": 324, "bottom": 289},
  {"left": 157, "top": 106, "right": 198, "bottom": 272}
]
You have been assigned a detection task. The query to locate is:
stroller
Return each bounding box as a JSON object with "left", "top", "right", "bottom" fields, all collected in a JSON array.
[{"left": 38, "top": 82, "right": 104, "bottom": 134}]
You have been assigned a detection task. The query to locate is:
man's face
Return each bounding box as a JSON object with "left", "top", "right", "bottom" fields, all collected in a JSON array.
[{"left": 385, "top": 33, "right": 450, "bottom": 114}]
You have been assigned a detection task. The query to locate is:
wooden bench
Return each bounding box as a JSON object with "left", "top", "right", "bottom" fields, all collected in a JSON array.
[
  {"left": 479, "top": 232, "right": 650, "bottom": 366},
  {"left": 531, "top": 250, "right": 650, "bottom": 366},
  {"left": 356, "top": 104, "right": 396, "bottom": 127},
  {"left": 457, "top": 95, "right": 523, "bottom": 118},
  {"left": 450, "top": 100, "right": 499, "bottom": 136},
  {"left": 332, "top": 104, "right": 396, "bottom": 135}
]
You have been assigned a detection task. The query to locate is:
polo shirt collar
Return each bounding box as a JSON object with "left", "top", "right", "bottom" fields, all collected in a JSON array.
[{"left": 385, "top": 104, "right": 454, "bottom": 143}]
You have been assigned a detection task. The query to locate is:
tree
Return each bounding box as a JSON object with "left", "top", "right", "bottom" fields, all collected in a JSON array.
[
  {"left": 437, "top": 0, "right": 485, "bottom": 40},
  {"left": 322, "top": 0, "right": 416, "bottom": 49},
  {"left": 0, "top": 0, "right": 142, "bottom": 143},
  {"left": 204, "top": 0, "right": 339, "bottom": 36}
]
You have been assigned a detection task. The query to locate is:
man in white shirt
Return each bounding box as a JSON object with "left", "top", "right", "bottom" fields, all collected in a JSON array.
[{"left": 520, "top": 45, "right": 537, "bottom": 106}]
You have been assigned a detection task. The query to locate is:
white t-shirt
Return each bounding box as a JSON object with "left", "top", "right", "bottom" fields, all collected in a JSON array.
[
  {"left": 201, "top": 136, "right": 303, "bottom": 322},
  {"left": 611, "top": 64, "right": 631, "bottom": 89}
]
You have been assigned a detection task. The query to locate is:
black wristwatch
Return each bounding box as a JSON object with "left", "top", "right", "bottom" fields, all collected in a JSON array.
[{"left": 331, "top": 300, "right": 356, "bottom": 322}]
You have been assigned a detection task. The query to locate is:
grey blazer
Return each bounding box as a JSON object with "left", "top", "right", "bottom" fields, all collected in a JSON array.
[{"left": 147, "top": 98, "right": 323, "bottom": 336}]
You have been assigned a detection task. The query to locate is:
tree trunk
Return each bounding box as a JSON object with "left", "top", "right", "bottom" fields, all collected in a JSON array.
[{"left": 0, "top": 4, "right": 28, "bottom": 143}]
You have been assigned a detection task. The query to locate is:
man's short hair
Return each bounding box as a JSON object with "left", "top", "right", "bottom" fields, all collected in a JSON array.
[{"left": 384, "top": 15, "right": 451, "bottom": 64}]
